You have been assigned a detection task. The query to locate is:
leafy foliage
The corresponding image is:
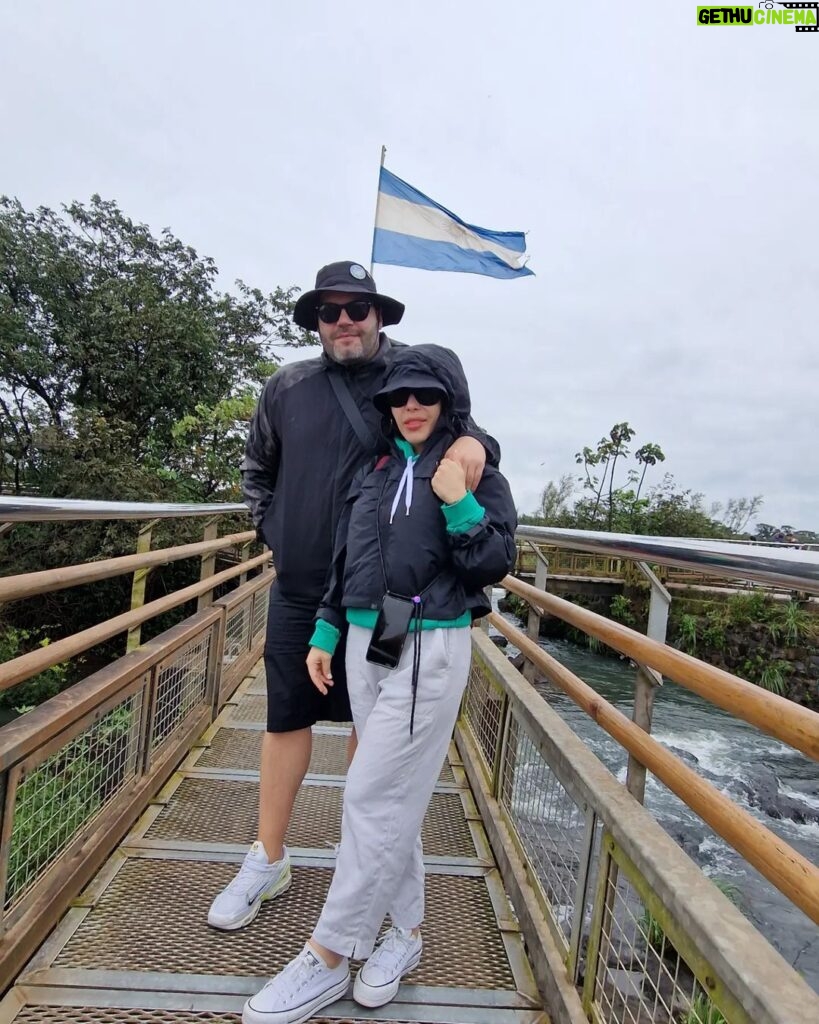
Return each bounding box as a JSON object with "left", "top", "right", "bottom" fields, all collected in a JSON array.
[
  {"left": 7, "top": 749, "right": 101, "bottom": 902},
  {"left": 609, "top": 594, "right": 636, "bottom": 626},
  {"left": 677, "top": 614, "right": 699, "bottom": 655},
  {"left": 638, "top": 904, "right": 666, "bottom": 952},
  {"left": 574, "top": 421, "right": 641, "bottom": 531},
  {"left": 0, "top": 626, "right": 70, "bottom": 714},
  {"left": 700, "top": 612, "right": 728, "bottom": 651},
  {"left": 726, "top": 591, "right": 771, "bottom": 626},
  {"left": 684, "top": 991, "right": 727, "bottom": 1024},
  {"left": 754, "top": 523, "right": 818, "bottom": 544},
  {"left": 757, "top": 661, "right": 788, "bottom": 696},
  {"left": 534, "top": 473, "right": 574, "bottom": 522},
  {"left": 0, "top": 194, "right": 311, "bottom": 498},
  {"left": 0, "top": 194, "right": 313, "bottom": 707},
  {"left": 6, "top": 705, "right": 135, "bottom": 902},
  {"left": 526, "top": 421, "right": 768, "bottom": 540},
  {"left": 779, "top": 601, "right": 816, "bottom": 644}
]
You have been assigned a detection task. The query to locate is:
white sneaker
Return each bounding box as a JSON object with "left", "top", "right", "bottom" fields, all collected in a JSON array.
[
  {"left": 242, "top": 945, "right": 349, "bottom": 1024},
  {"left": 353, "top": 926, "right": 422, "bottom": 1008},
  {"left": 207, "top": 842, "right": 291, "bottom": 931}
]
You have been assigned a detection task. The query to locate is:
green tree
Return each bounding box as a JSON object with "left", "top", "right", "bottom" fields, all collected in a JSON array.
[
  {"left": 0, "top": 194, "right": 310, "bottom": 495},
  {"left": 638, "top": 475, "right": 728, "bottom": 537},
  {"left": 575, "top": 422, "right": 651, "bottom": 529},
  {"left": 713, "top": 495, "right": 764, "bottom": 536},
  {"left": 633, "top": 442, "right": 666, "bottom": 502},
  {"left": 167, "top": 392, "right": 262, "bottom": 501},
  {"left": 534, "top": 474, "right": 574, "bottom": 523},
  {"left": 754, "top": 523, "right": 817, "bottom": 543},
  {"left": 536, "top": 424, "right": 762, "bottom": 539},
  {"left": 0, "top": 194, "right": 314, "bottom": 703}
]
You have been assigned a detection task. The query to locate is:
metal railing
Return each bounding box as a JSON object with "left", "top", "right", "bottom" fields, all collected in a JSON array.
[
  {"left": 457, "top": 629, "right": 819, "bottom": 1024},
  {"left": 0, "top": 497, "right": 245, "bottom": 521},
  {"left": 514, "top": 543, "right": 819, "bottom": 593},
  {"left": 3, "top": 502, "right": 819, "bottom": 1020},
  {"left": 0, "top": 500, "right": 273, "bottom": 989},
  {"left": 455, "top": 529, "right": 819, "bottom": 1023},
  {"left": 0, "top": 501, "right": 263, "bottom": 693},
  {"left": 514, "top": 525, "right": 819, "bottom": 594}
]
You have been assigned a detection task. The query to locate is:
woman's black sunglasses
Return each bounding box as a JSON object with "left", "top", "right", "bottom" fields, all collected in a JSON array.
[
  {"left": 316, "top": 299, "right": 374, "bottom": 324},
  {"left": 386, "top": 388, "right": 444, "bottom": 408}
]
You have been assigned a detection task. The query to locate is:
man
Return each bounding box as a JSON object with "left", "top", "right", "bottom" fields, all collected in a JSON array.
[{"left": 207, "top": 260, "right": 495, "bottom": 932}]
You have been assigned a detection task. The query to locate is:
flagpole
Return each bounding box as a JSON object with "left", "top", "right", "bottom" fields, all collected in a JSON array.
[{"left": 369, "top": 145, "right": 386, "bottom": 276}]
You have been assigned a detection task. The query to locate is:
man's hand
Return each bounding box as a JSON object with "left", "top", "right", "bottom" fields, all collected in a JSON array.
[
  {"left": 432, "top": 458, "right": 468, "bottom": 505},
  {"left": 444, "top": 435, "right": 486, "bottom": 492},
  {"left": 306, "top": 647, "right": 333, "bottom": 695}
]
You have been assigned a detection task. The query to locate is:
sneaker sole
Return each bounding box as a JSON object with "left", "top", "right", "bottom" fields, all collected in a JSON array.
[
  {"left": 352, "top": 946, "right": 422, "bottom": 1008},
  {"left": 207, "top": 872, "right": 292, "bottom": 931},
  {"left": 242, "top": 971, "right": 349, "bottom": 1024}
]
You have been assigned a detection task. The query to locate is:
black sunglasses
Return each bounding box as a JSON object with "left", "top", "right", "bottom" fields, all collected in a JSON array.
[
  {"left": 386, "top": 388, "right": 444, "bottom": 408},
  {"left": 316, "top": 299, "right": 374, "bottom": 324}
]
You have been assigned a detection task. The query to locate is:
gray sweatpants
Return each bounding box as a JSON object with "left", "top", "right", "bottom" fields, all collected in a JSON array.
[{"left": 312, "top": 623, "right": 472, "bottom": 959}]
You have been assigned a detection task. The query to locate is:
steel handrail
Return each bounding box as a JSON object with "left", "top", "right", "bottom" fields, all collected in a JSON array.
[
  {"left": 0, "top": 496, "right": 246, "bottom": 521},
  {"left": 4, "top": 500, "right": 818, "bottom": 593},
  {"left": 516, "top": 525, "right": 819, "bottom": 595},
  {"left": 4, "top": 500, "right": 817, "bottom": 592}
]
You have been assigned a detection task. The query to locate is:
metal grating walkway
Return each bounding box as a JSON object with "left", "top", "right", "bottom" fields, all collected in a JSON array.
[{"left": 0, "top": 662, "right": 547, "bottom": 1024}]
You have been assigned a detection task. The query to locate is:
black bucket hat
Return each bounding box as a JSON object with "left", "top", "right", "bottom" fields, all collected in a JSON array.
[{"left": 293, "top": 260, "right": 405, "bottom": 331}]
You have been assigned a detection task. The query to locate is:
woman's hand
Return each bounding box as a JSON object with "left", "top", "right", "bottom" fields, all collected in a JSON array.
[
  {"left": 444, "top": 435, "right": 486, "bottom": 492},
  {"left": 306, "top": 646, "right": 333, "bottom": 695},
  {"left": 432, "top": 458, "right": 468, "bottom": 505}
]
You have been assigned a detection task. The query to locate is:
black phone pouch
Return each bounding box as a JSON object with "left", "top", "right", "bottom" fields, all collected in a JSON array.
[{"left": 365, "top": 593, "right": 421, "bottom": 668}]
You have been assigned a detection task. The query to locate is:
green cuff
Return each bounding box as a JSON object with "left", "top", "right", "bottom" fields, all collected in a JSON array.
[
  {"left": 310, "top": 619, "right": 340, "bottom": 655},
  {"left": 441, "top": 490, "right": 485, "bottom": 533}
]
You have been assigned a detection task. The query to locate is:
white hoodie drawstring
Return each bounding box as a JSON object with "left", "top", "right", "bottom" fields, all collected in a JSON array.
[{"left": 389, "top": 456, "right": 416, "bottom": 524}]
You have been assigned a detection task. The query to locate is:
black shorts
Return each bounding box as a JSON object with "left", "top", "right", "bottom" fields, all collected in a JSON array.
[{"left": 263, "top": 581, "right": 351, "bottom": 732}]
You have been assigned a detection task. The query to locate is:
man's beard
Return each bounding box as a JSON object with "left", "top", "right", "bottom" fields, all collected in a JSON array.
[
  {"left": 324, "top": 327, "right": 379, "bottom": 365},
  {"left": 329, "top": 337, "right": 366, "bottom": 363}
]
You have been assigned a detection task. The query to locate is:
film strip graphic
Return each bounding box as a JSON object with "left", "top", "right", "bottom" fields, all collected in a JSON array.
[{"left": 775, "top": 2, "right": 819, "bottom": 31}]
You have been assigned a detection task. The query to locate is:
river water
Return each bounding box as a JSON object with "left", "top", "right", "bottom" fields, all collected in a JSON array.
[{"left": 494, "top": 603, "right": 819, "bottom": 993}]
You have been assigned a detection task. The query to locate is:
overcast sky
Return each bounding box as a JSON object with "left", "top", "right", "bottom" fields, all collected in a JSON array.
[{"left": 2, "top": 1, "right": 817, "bottom": 530}]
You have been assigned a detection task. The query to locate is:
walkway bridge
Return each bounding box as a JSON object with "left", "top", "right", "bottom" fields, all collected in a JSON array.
[{"left": 0, "top": 500, "right": 818, "bottom": 1024}]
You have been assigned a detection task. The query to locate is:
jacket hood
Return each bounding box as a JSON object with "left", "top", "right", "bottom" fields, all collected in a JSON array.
[{"left": 373, "top": 344, "right": 472, "bottom": 439}]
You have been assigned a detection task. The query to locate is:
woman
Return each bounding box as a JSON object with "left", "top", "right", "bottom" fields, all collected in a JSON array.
[{"left": 243, "top": 344, "right": 517, "bottom": 1024}]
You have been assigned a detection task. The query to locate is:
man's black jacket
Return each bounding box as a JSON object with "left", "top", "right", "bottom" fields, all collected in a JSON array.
[{"left": 241, "top": 335, "right": 500, "bottom": 602}]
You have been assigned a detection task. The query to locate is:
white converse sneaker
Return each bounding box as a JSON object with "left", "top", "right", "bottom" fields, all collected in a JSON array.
[
  {"left": 242, "top": 945, "right": 349, "bottom": 1024},
  {"left": 353, "top": 926, "right": 422, "bottom": 1008},
  {"left": 207, "top": 842, "right": 291, "bottom": 931}
]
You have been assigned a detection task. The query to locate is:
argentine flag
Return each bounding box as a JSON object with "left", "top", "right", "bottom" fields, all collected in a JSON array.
[{"left": 372, "top": 167, "right": 533, "bottom": 280}]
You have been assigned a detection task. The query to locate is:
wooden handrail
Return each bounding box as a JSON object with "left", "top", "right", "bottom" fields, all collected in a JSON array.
[
  {"left": 0, "top": 556, "right": 272, "bottom": 693},
  {"left": 504, "top": 575, "right": 819, "bottom": 761},
  {"left": 489, "top": 612, "right": 819, "bottom": 927},
  {"left": 0, "top": 609, "right": 222, "bottom": 771},
  {"left": 0, "top": 530, "right": 256, "bottom": 603}
]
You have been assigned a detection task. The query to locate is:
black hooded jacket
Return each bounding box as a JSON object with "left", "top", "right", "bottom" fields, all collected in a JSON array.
[
  {"left": 317, "top": 345, "right": 517, "bottom": 628},
  {"left": 241, "top": 336, "right": 501, "bottom": 601}
]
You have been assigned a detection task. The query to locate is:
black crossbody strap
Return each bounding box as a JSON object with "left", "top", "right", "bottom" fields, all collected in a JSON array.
[{"left": 327, "top": 370, "right": 376, "bottom": 452}]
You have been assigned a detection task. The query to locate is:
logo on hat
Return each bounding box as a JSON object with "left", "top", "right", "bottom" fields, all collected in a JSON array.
[{"left": 349, "top": 264, "right": 367, "bottom": 280}]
